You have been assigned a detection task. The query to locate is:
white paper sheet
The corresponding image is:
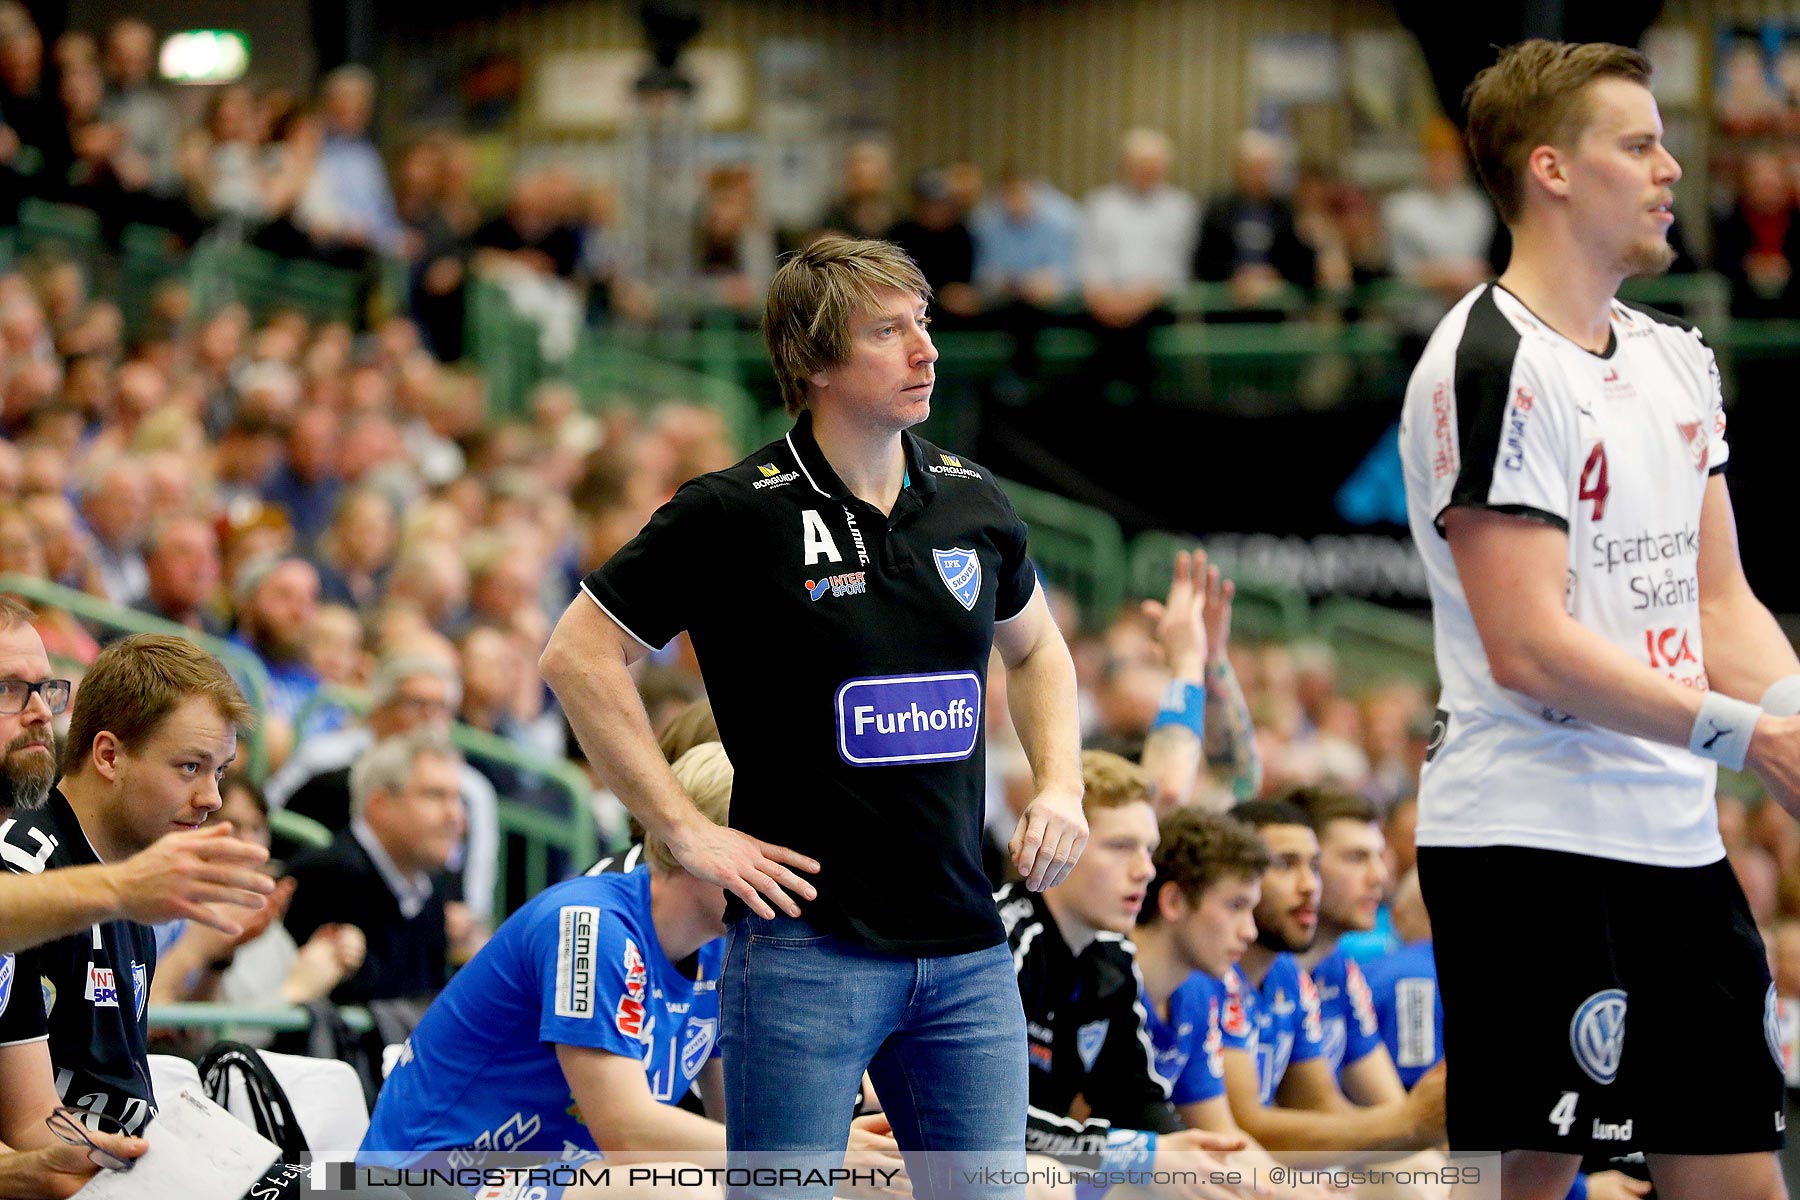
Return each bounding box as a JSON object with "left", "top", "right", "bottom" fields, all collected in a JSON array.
[{"left": 75, "top": 1087, "right": 281, "bottom": 1200}]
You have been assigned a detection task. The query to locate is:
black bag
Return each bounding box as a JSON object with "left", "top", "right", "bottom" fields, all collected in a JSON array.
[{"left": 198, "top": 1040, "right": 309, "bottom": 1161}]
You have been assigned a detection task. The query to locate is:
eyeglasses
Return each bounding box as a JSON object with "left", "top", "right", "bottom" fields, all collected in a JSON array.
[
  {"left": 0, "top": 678, "right": 71, "bottom": 715},
  {"left": 46, "top": 1107, "right": 134, "bottom": 1172}
]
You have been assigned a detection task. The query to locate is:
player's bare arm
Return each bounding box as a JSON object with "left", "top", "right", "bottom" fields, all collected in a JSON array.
[
  {"left": 555, "top": 1044, "right": 727, "bottom": 1159},
  {"left": 0, "top": 826, "right": 274, "bottom": 955},
  {"left": 1140, "top": 550, "right": 1210, "bottom": 813},
  {"left": 1337, "top": 1043, "right": 1408, "bottom": 1108},
  {"left": 1177, "top": 1099, "right": 1334, "bottom": 1200},
  {"left": 540, "top": 597, "right": 818, "bottom": 918},
  {"left": 1444, "top": 507, "right": 1708, "bottom": 744},
  {"left": 0, "top": 1041, "right": 64, "bottom": 1152},
  {"left": 1219, "top": 1048, "right": 1440, "bottom": 1153},
  {"left": 994, "top": 583, "right": 1087, "bottom": 890}
]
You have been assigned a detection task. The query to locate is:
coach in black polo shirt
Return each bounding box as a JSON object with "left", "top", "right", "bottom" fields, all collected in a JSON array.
[{"left": 542, "top": 237, "right": 1085, "bottom": 1198}]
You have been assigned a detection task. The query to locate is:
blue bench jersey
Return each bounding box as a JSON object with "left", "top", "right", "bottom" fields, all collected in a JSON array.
[
  {"left": 1310, "top": 948, "right": 1383, "bottom": 1078},
  {"left": 1141, "top": 972, "right": 1228, "bottom": 1107},
  {"left": 1360, "top": 940, "right": 1443, "bottom": 1090},
  {"left": 1218, "top": 955, "right": 1325, "bottom": 1105},
  {"left": 361, "top": 869, "right": 722, "bottom": 1165}
]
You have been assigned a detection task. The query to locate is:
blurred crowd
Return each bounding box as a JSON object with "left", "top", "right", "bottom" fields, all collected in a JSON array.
[
  {"left": 4, "top": 2, "right": 1799, "bottom": 1021},
  {"left": 1, "top": 10, "right": 1796, "bottom": 391}
]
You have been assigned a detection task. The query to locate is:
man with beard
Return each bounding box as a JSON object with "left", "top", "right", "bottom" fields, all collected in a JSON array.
[
  {"left": 1285, "top": 787, "right": 1407, "bottom": 1103},
  {"left": 1211, "top": 801, "right": 1443, "bottom": 1152},
  {"left": 0, "top": 598, "right": 273, "bottom": 956},
  {"left": 0, "top": 633, "right": 256, "bottom": 1136},
  {"left": 228, "top": 554, "right": 321, "bottom": 731}
]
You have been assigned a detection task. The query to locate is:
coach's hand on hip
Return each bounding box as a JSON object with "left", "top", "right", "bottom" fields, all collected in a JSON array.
[
  {"left": 1010, "top": 786, "right": 1087, "bottom": 890},
  {"left": 669, "top": 817, "right": 819, "bottom": 919}
]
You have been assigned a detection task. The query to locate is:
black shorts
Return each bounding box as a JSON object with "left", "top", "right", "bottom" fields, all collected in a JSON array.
[{"left": 1418, "top": 844, "right": 1784, "bottom": 1157}]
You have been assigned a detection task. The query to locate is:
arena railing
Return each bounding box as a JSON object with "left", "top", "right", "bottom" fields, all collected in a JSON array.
[
  {"left": 5, "top": 198, "right": 364, "bottom": 333},
  {"left": 291, "top": 686, "right": 607, "bottom": 917},
  {"left": 268, "top": 807, "right": 333, "bottom": 851},
  {"left": 993, "top": 477, "right": 1129, "bottom": 626},
  {"left": 148, "top": 1002, "right": 373, "bottom": 1035},
  {"left": 0, "top": 573, "right": 277, "bottom": 781}
]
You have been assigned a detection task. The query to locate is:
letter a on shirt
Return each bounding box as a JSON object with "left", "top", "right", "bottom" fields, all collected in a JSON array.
[{"left": 802, "top": 510, "right": 843, "bottom": 565}]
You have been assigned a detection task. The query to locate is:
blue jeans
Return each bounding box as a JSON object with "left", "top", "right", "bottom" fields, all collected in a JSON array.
[{"left": 721, "top": 912, "right": 1028, "bottom": 1200}]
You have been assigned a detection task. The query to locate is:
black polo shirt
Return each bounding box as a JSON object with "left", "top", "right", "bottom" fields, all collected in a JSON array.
[
  {"left": 0, "top": 791, "right": 160, "bottom": 1132},
  {"left": 582, "top": 411, "right": 1037, "bottom": 955}
]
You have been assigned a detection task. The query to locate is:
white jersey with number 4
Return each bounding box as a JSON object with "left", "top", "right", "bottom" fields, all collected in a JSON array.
[{"left": 1399, "top": 283, "right": 1728, "bottom": 867}]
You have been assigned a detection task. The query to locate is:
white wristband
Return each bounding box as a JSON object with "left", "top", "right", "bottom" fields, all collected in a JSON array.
[
  {"left": 1688, "top": 691, "right": 1762, "bottom": 771},
  {"left": 1761, "top": 675, "right": 1800, "bottom": 718}
]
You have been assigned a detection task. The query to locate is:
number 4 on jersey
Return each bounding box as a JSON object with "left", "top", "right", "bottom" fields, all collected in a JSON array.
[
  {"left": 1579, "top": 444, "right": 1610, "bottom": 521},
  {"left": 1549, "top": 1090, "right": 1579, "bottom": 1136}
]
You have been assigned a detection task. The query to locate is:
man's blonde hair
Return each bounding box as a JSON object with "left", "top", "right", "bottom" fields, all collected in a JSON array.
[
  {"left": 1080, "top": 749, "right": 1149, "bottom": 819},
  {"left": 1464, "top": 39, "right": 1652, "bottom": 225},
  {"left": 644, "top": 742, "right": 732, "bottom": 875},
  {"left": 63, "top": 634, "right": 254, "bottom": 775},
  {"left": 762, "top": 237, "right": 930, "bottom": 417}
]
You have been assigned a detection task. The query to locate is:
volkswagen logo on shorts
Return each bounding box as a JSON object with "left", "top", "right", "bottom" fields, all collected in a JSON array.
[{"left": 1569, "top": 989, "right": 1627, "bottom": 1085}]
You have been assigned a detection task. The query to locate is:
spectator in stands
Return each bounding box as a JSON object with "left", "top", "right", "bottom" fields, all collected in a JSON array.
[
  {"left": 78, "top": 456, "right": 149, "bottom": 608},
  {"left": 0, "top": 633, "right": 255, "bottom": 1135},
  {"left": 138, "top": 514, "right": 223, "bottom": 635},
  {"left": 0, "top": 10, "right": 64, "bottom": 204},
  {"left": 311, "top": 485, "right": 396, "bottom": 609},
  {"left": 97, "top": 19, "right": 177, "bottom": 200},
  {"left": 1713, "top": 149, "right": 1800, "bottom": 318},
  {"left": 1080, "top": 127, "right": 1196, "bottom": 401},
  {"left": 296, "top": 65, "right": 402, "bottom": 261},
  {"left": 1291, "top": 165, "right": 1388, "bottom": 298},
  {"left": 262, "top": 405, "right": 342, "bottom": 547},
  {"left": 265, "top": 652, "right": 499, "bottom": 930},
  {"left": 694, "top": 164, "right": 775, "bottom": 321},
  {"left": 969, "top": 166, "right": 1080, "bottom": 388},
  {"left": 817, "top": 138, "right": 898, "bottom": 241},
  {"left": 0, "top": 502, "right": 101, "bottom": 665},
  {"left": 1383, "top": 118, "right": 1496, "bottom": 319},
  {"left": 212, "top": 414, "right": 284, "bottom": 511},
  {"left": 1211, "top": 799, "right": 1444, "bottom": 1151},
  {"left": 20, "top": 491, "right": 102, "bottom": 596},
  {"left": 471, "top": 168, "right": 585, "bottom": 362},
  {"left": 972, "top": 166, "right": 1080, "bottom": 310},
  {"left": 385, "top": 540, "right": 470, "bottom": 636},
  {"left": 180, "top": 83, "right": 268, "bottom": 237},
  {"left": 395, "top": 135, "right": 476, "bottom": 360},
  {"left": 283, "top": 728, "right": 464, "bottom": 1005},
  {"left": 1716, "top": 39, "right": 1783, "bottom": 137},
  {"left": 464, "top": 529, "right": 545, "bottom": 639},
  {"left": 228, "top": 553, "right": 321, "bottom": 730},
  {"left": 472, "top": 168, "right": 583, "bottom": 281},
  {"left": 886, "top": 168, "right": 980, "bottom": 323},
  {"left": 151, "top": 773, "right": 366, "bottom": 1035},
  {"left": 1195, "top": 131, "right": 1316, "bottom": 312}
]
